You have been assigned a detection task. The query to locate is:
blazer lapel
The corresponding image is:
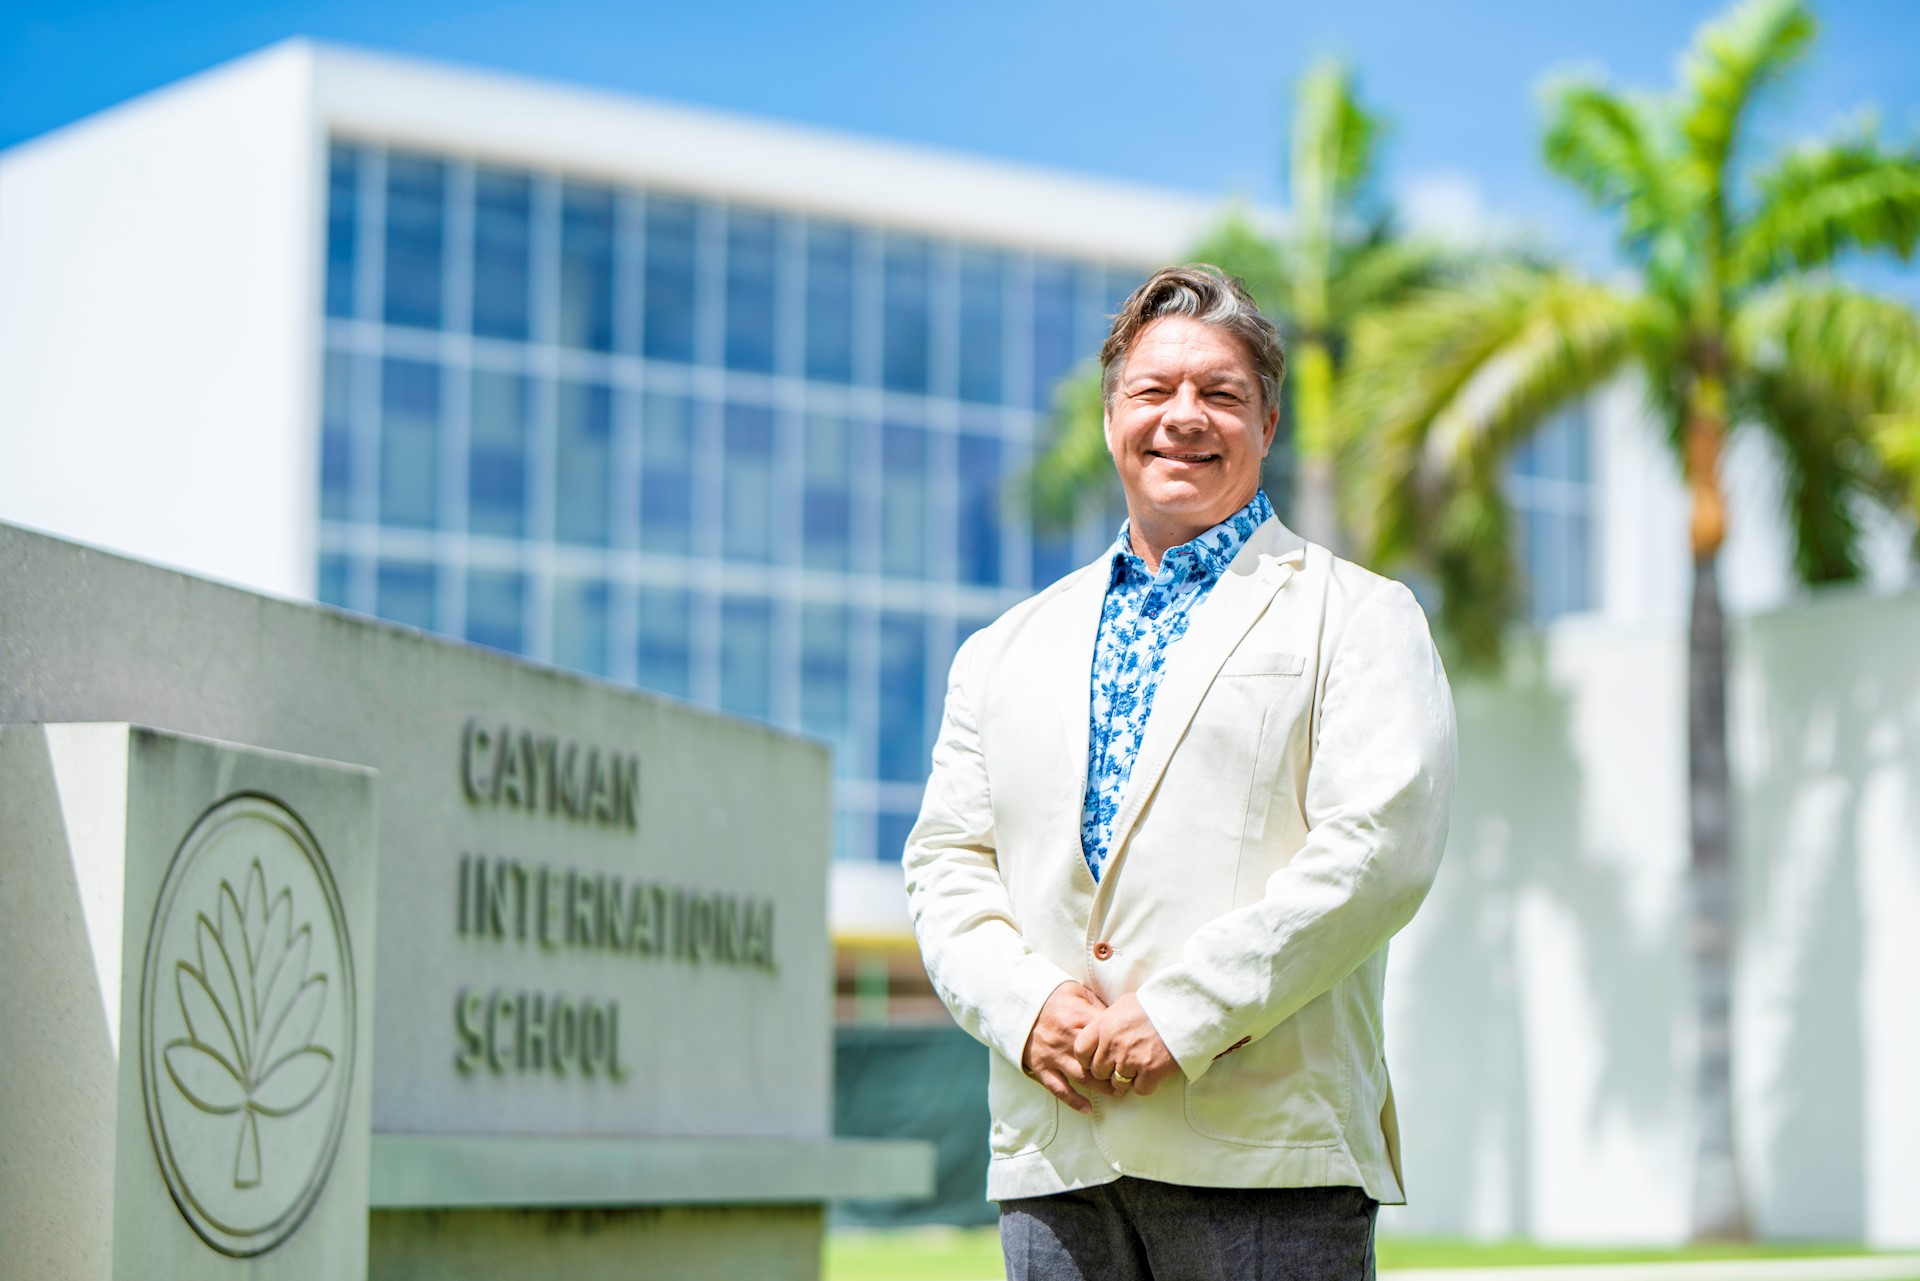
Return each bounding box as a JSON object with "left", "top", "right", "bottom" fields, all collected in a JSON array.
[
  {"left": 1031, "top": 560, "right": 1112, "bottom": 839},
  {"left": 1099, "top": 519, "right": 1306, "bottom": 880}
]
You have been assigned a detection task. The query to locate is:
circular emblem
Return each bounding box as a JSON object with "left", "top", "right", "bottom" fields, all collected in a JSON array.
[{"left": 139, "top": 794, "right": 355, "bottom": 1257}]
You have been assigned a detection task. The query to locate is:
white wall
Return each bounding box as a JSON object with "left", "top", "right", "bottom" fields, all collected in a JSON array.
[
  {"left": 0, "top": 43, "right": 322, "bottom": 599},
  {"left": 1386, "top": 585, "right": 1920, "bottom": 1246}
]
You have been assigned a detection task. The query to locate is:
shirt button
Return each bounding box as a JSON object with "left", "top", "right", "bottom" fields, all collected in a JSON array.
[{"left": 1093, "top": 941, "right": 1113, "bottom": 961}]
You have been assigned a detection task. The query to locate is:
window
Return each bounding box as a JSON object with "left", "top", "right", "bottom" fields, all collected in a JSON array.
[
  {"left": 725, "top": 210, "right": 779, "bottom": 372},
  {"left": 958, "top": 248, "right": 1004, "bottom": 404},
  {"left": 325, "top": 144, "right": 359, "bottom": 320},
  {"left": 639, "top": 393, "right": 696, "bottom": 553},
  {"left": 722, "top": 402, "right": 777, "bottom": 563},
  {"left": 466, "top": 569, "right": 526, "bottom": 654},
  {"left": 553, "top": 577, "right": 610, "bottom": 677},
  {"left": 804, "top": 223, "right": 855, "bottom": 383},
  {"left": 719, "top": 596, "right": 772, "bottom": 719},
  {"left": 643, "top": 198, "right": 699, "bottom": 363},
  {"left": 469, "top": 370, "right": 528, "bottom": 537},
  {"left": 800, "top": 603, "right": 853, "bottom": 775},
  {"left": 317, "top": 554, "right": 351, "bottom": 609},
  {"left": 877, "top": 612, "right": 928, "bottom": 782},
  {"left": 384, "top": 153, "right": 445, "bottom": 329},
  {"left": 880, "top": 421, "right": 926, "bottom": 579},
  {"left": 376, "top": 561, "right": 437, "bottom": 630},
  {"left": 379, "top": 358, "right": 440, "bottom": 529},
  {"left": 802, "top": 412, "right": 855, "bottom": 572},
  {"left": 556, "top": 381, "right": 613, "bottom": 546},
  {"left": 957, "top": 433, "right": 1002, "bottom": 586},
  {"left": 1030, "top": 258, "right": 1077, "bottom": 411},
  {"left": 1507, "top": 407, "right": 1597, "bottom": 622},
  {"left": 560, "top": 183, "right": 616, "bottom": 352},
  {"left": 320, "top": 348, "right": 354, "bottom": 521},
  {"left": 636, "top": 587, "right": 692, "bottom": 697},
  {"left": 473, "top": 168, "right": 532, "bottom": 342},
  {"left": 882, "top": 239, "right": 932, "bottom": 394}
]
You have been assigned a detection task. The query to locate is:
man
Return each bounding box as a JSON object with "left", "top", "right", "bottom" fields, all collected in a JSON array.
[{"left": 903, "top": 265, "right": 1457, "bottom": 1280}]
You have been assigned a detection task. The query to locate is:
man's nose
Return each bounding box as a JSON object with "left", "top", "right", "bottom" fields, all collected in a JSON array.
[{"left": 1162, "top": 383, "right": 1205, "bottom": 428}]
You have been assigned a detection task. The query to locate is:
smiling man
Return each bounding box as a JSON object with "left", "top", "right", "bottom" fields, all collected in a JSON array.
[{"left": 904, "top": 265, "right": 1458, "bottom": 1280}]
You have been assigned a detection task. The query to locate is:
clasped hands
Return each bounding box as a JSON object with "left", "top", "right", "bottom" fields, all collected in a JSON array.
[{"left": 1019, "top": 981, "right": 1179, "bottom": 1114}]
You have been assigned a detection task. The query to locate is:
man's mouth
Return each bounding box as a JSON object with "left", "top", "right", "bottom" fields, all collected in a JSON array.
[{"left": 1149, "top": 450, "right": 1219, "bottom": 465}]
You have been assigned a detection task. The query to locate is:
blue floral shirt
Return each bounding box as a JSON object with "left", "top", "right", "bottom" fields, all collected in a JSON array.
[{"left": 1080, "top": 490, "right": 1273, "bottom": 882}]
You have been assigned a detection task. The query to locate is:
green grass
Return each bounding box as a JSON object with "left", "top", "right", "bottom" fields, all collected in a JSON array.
[{"left": 823, "top": 1228, "right": 1901, "bottom": 1281}]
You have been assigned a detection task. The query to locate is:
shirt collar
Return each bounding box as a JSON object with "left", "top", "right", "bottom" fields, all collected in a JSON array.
[{"left": 1109, "top": 490, "right": 1274, "bottom": 589}]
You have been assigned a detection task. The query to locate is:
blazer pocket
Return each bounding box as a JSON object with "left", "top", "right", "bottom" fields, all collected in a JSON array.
[
  {"left": 987, "top": 1056, "right": 1060, "bottom": 1156},
  {"left": 1218, "top": 649, "right": 1306, "bottom": 678}
]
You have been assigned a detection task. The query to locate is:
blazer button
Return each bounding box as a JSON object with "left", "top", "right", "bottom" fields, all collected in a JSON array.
[{"left": 1092, "top": 941, "right": 1113, "bottom": 961}]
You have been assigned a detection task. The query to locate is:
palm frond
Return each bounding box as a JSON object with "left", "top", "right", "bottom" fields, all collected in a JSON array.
[
  {"left": 1544, "top": 81, "right": 1690, "bottom": 239},
  {"left": 1290, "top": 58, "right": 1382, "bottom": 254},
  {"left": 1326, "top": 237, "right": 1458, "bottom": 325},
  {"left": 1189, "top": 211, "right": 1292, "bottom": 319},
  {"left": 1874, "top": 415, "right": 1920, "bottom": 516},
  {"left": 1680, "top": 0, "right": 1816, "bottom": 215},
  {"left": 1743, "top": 368, "right": 1870, "bottom": 582},
  {"left": 1028, "top": 363, "right": 1111, "bottom": 531},
  {"left": 1731, "top": 279, "right": 1920, "bottom": 418},
  {"left": 1728, "top": 127, "right": 1920, "bottom": 286}
]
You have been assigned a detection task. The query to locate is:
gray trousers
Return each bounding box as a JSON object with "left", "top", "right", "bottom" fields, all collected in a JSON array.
[{"left": 999, "top": 1178, "right": 1377, "bottom": 1281}]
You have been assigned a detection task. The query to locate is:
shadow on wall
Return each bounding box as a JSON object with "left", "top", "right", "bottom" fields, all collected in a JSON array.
[
  {"left": 1387, "top": 638, "right": 1687, "bottom": 1239},
  {"left": 1735, "top": 594, "right": 1920, "bottom": 1237}
]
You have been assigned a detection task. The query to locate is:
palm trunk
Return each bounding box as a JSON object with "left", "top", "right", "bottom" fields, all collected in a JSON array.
[
  {"left": 1684, "top": 355, "right": 1750, "bottom": 1241},
  {"left": 1289, "top": 337, "right": 1340, "bottom": 551}
]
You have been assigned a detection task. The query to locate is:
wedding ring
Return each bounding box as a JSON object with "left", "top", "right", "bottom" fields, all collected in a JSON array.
[{"left": 1112, "top": 1072, "right": 1134, "bottom": 1087}]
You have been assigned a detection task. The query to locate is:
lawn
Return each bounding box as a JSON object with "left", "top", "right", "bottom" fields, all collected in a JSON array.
[{"left": 823, "top": 1228, "right": 1902, "bottom": 1281}]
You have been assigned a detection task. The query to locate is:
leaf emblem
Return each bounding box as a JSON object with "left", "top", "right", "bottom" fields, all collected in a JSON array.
[{"left": 163, "top": 859, "right": 334, "bottom": 1189}]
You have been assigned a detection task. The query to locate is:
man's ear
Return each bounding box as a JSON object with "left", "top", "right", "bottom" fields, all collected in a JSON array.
[
  {"left": 1261, "top": 406, "right": 1280, "bottom": 455},
  {"left": 1103, "top": 405, "right": 1117, "bottom": 457}
]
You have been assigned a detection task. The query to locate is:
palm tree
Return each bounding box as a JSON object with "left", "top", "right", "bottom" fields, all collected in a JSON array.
[
  {"left": 1342, "top": 0, "right": 1920, "bottom": 1239},
  {"left": 1031, "top": 58, "right": 1448, "bottom": 550}
]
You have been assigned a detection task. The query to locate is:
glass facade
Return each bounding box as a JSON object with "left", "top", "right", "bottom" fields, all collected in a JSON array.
[{"left": 317, "top": 140, "right": 1140, "bottom": 860}]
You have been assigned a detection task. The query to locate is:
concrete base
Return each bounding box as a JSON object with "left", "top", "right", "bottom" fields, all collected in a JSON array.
[{"left": 369, "top": 1205, "right": 823, "bottom": 1281}]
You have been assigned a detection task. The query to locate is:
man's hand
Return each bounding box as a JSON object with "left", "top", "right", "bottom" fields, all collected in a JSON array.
[
  {"left": 1073, "top": 992, "right": 1181, "bottom": 1097},
  {"left": 1021, "top": 982, "right": 1115, "bottom": 1114}
]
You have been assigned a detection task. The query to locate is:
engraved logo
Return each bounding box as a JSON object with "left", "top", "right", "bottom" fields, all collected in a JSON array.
[{"left": 139, "top": 795, "right": 355, "bottom": 1257}]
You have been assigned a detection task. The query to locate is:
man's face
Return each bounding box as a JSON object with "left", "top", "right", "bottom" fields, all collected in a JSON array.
[{"left": 1104, "top": 315, "right": 1278, "bottom": 541}]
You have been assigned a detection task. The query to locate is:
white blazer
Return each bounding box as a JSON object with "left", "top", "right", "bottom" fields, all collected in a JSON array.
[{"left": 903, "top": 515, "right": 1456, "bottom": 1204}]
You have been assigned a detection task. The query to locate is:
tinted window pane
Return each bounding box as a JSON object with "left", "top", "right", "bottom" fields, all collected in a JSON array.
[
  {"left": 472, "top": 168, "right": 532, "bottom": 341},
  {"left": 877, "top": 613, "right": 927, "bottom": 782},
  {"left": 556, "top": 381, "right": 613, "bottom": 546},
  {"left": 958, "top": 249, "right": 1004, "bottom": 404},
  {"left": 325, "top": 144, "right": 359, "bottom": 320},
  {"left": 321, "top": 348, "right": 353, "bottom": 521},
  {"left": 725, "top": 211, "right": 778, "bottom": 372},
  {"left": 643, "top": 198, "right": 698, "bottom": 363},
  {"left": 722, "top": 402, "right": 776, "bottom": 563},
  {"left": 719, "top": 597, "right": 772, "bottom": 720},
  {"left": 1032, "top": 528, "right": 1076, "bottom": 589},
  {"left": 554, "top": 577, "right": 609, "bottom": 676},
  {"left": 882, "top": 239, "right": 931, "bottom": 394},
  {"left": 639, "top": 393, "right": 695, "bottom": 553},
  {"left": 800, "top": 603, "right": 853, "bottom": 774},
  {"left": 317, "top": 554, "right": 351, "bottom": 609},
  {"left": 957, "top": 433, "right": 1003, "bottom": 586},
  {"left": 636, "top": 587, "right": 692, "bottom": 698},
  {"left": 802, "top": 412, "right": 854, "bottom": 572},
  {"left": 560, "top": 184, "right": 616, "bottom": 352},
  {"left": 469, "top": 370, "right": 528, "bottom": 537},
  {"left": 376, "top": 560, "right": 436, "bottom": 630},
  {"left": 380, "top": 358, "right": 440, "bottom": 528},
  {"left": 804, "top": 224, "right": 855, "bottom": 383},
  {"left": 1031, "top": 258, "right": 1076, "bottom": 410},
  {"left": 880, "top": 421, "right": 926, "bottom": 578},
  {"left": 384, "top": 154, "right": 445, "bottom": 329},
  {"left": 874, "top": 809, "right": 917, "bottom": 865},
  {"left": 466, "top": 569, "right": 525, "bottom": 654}
]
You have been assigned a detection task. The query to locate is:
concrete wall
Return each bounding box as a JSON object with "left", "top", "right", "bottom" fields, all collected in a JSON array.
[
  {"left": 1384, "top": 584, "right": 1920, "bottom": 1246},
  {"left": 0, "top": 43, "right": 322, "bottom": 599}
]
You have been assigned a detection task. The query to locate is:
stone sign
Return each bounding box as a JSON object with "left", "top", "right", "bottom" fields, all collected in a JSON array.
[{"left": 0, "top": 723, "right": 376, "bottom": 1279}]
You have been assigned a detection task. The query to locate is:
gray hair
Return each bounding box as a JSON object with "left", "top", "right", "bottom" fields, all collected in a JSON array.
[{"left": 1099, "top": 264, "right": 1286, "bottom": 414}]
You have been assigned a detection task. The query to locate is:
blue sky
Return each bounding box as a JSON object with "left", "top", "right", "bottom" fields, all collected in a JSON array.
[{"left": 5, "top": 0, "right": 1917, "bottom": 277}]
